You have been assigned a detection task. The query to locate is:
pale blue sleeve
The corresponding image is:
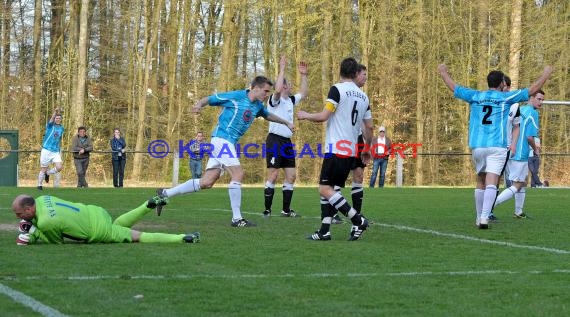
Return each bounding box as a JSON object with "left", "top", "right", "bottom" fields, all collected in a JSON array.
[
  {"left": 207, "top": 90, "right": 240, "bottom": 106},
  {"left": 256, "top": 103, "right": 269, "bottom": 118},
  {"left": 507, "top": 88, "right": 530, "bottom": 104},
  {"left": 453, "top": 85, "right": 477, "bottom": 103}
]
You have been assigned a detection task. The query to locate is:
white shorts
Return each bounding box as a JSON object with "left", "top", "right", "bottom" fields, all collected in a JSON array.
[
  {"left": 471, "top": 147, "right": 508, "bottom": 175},
  {"left": 205, "top": 137, "right": 241, "bottom": 170},
  {"left": 507, "top": 160, "right": 529, "bottom": 182},
  {"left": 40, "top": 148, "right": 62, "bottom": 167}
]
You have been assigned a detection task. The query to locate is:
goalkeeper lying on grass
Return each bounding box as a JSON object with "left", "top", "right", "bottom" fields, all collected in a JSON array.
[{"left": 11, "top": 194, "right": 199, "bottom": 245}]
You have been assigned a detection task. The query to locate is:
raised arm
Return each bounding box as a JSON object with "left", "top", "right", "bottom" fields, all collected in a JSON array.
[
  {"left": 48, "top": 108, "right": 61, "bottom": 124},
  {"left": 273, "top": 55, "right": 287, "bottom": 101},
  {"left": 528, "top": 66, "right": 554, "bottom": 96},
  {"left": 437, "top": 64, "right": 456, "bottom": 92},
  {"left": 298, "top": 61, "right": 308, "bottom": 99}
]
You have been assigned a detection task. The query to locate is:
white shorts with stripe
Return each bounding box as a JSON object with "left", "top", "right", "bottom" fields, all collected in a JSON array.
[
  {"left": 507, "top": 160, "right": 529, "bottom": 182},
  {"left": 205, "top": 137, "right": 241, "bottom": 170},
  {"left": 471, "top": 147, "right": 508, "bottom": 176},
  {"left": 40, "top": 148, "right": 63, "bottom": 167}
]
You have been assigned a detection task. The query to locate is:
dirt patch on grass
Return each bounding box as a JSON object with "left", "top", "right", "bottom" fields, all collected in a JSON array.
[{"left": 0, "top": 223, "right": 16, "bottom": 232}]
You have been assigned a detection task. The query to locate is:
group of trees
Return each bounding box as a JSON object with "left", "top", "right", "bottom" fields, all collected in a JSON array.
[{"left": 0, "top": 0, "right": 568, "bottom": 186}]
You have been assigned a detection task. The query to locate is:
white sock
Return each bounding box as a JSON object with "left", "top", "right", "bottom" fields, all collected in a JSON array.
[
  {"left": 283, "top": 182, "right": 294, "bottom": 191},
  {"left": 475, "top": 189, "right": 484, "bottom": 220},
  {"left": 265, "top": 181, "right": 275, "bottom": 189},
  {"left": 481, "top": 185, "right": 497, "bottom": 219},
  {"left": 54, "top": 172, "right": 61, "bottom": 187},
  {"left": 495, "top": 186, "right": 517, "bottom": 206},
  {"left": 514, "top": 188, "right": 526, "bottom": 214},
  {"left": 228, "top": 181, "right": 242, "bottom": 221},
  {"left": 165, "top": 179, "right": 200, "bottom": 197},
  {"left": 38, "top": 171, "right": 45, "bottom": 186}
]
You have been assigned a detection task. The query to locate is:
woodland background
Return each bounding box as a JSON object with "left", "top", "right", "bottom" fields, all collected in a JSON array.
[{"left": 0, "top": 0, "right": 568, "bottom": 187}]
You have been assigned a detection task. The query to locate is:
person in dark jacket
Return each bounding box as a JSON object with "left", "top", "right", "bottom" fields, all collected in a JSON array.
[
  {"left": 110, "top": 128, "right": 127, "bottom": 187},
  {"left": 71, "top": 126, "right": 93, "bottom": 188}
]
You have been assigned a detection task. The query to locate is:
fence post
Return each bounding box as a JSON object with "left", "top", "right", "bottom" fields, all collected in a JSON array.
[
  {"left": 172, "top": 152, "right": 179, "bottom": 187},
  {"left": 396, "top": 154, "right": 403, "bottom": 187}
]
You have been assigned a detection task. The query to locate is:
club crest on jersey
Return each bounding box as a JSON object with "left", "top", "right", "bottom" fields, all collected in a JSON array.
[{"left": 242, "top": 110, "right": 253, "bottom": 122}]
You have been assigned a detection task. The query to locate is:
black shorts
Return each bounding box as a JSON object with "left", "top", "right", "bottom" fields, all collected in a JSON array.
[
  {"left": 265, "top": 133, "right": 296, "bottom": 169},
  {"left": 353, "top": 134, "right": 366, "bottom": 169},
  {"left": 319, "top": 155, "right": 355, "bottom": 188}
]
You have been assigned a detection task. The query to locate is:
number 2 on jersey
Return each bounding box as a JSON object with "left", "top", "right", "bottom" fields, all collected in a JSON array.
[{"left": 482, "top": 105, "right": 492, "bottom": 125}]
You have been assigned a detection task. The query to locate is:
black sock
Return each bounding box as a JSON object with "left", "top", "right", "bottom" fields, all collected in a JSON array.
[
  {"left": 264, "top": 187, "right": 274, "bottom": 211},
  {"left": 283, "top": 189, "right": 293, "bottom": 213}
]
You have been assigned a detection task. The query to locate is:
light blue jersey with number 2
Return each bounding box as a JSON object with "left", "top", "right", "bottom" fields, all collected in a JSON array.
[{"left": 454, "top": 86, "right": 529, "bottom": 149}]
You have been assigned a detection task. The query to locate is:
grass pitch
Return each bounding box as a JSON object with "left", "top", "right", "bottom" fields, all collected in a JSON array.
[{"left": 0, "top": 187, "right": 569, "bottom": 316}]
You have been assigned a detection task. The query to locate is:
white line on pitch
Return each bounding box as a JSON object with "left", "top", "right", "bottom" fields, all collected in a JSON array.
[
  {"left": 212, "top": 208, "right": 570, "bottom": 255},
  {"left": 2, "top": 269, "right": 570, "bottom": 282},
  {"left": 377, "top": 223, "right": 570, "bottom": 254},
  {"left": 0, "top": 283, "right": 69, "bottom": 317}
]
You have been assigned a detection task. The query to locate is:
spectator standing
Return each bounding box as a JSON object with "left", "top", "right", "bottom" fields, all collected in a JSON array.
[
  {"left": 71, "top": 126, "right": 93, "bottom": 188},
  {"left": 528, "top": 136, "right": 543, "bottom": 187},
  {"left": 110, "top": 128, "right": 127, "bottom": 188},
  {"left": 189, "top": 132, "right": 205, "bottom": 179},
  {"left": 369, "top": 126, "right": 392, "bottom": 188}
]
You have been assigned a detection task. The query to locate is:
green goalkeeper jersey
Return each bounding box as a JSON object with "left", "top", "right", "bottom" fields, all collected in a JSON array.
[{"left": 30, "top": 195, "right": 117, "bottom": 244}]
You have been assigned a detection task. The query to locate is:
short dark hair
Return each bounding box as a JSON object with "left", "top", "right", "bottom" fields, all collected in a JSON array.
[
  {"left": 78, "top": 126, "right": 86, "bottom": 132},
  {"left": 487, "top": 70, "right": 505, "bottom": 88},
  {"left": 19, "top": 195, "right": 36, "bottom": 209},
  {"left": 503, "top": 75, "right": 511, "bottom": 87},
  {"left": 532, "top": 89, "right": 545, "bottom": 97},
  {"left": 251, "top": 76, "right": 274, "bottom": 88},
  {"left": 340, "top": 57, "right": 359, "bottom": 79},
  {"left": 357, "top": 64, "right": 367, "bottom": 72}
]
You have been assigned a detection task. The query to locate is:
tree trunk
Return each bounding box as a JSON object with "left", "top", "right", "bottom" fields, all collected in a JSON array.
[
  {"left": 415, "top": 0, "right": 425, "bottom": 186},
  {"left": 132, "top": 0, "right": 163, "bottom": 181},
  {"left": 508, "top": 0, "right": 523, "bottom": 87},
  {"left": 31, "top": 0, "right": 42, "bottom": 140},
  {"left": 73, "top": 0, "right": 89, "bottom": 128},
  {"left": 1, "top": 0, "right": 13, "bottom": 129}
]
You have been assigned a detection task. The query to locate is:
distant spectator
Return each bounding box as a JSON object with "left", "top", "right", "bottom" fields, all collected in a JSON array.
[
  {"left": 528, "top": 136, "right": 543, "bottom": 188},
  {"left": 189, "top": 132, "right": 205, "bottom": 179},
  {"left": 71, "top": 126, "right": 93, "bottom": 188},
  {"left": 369, "top": 126, "right": 392, "bottom": 188},
  {"left": 110, "top": 128, "right": 127, "bottom": 188}
]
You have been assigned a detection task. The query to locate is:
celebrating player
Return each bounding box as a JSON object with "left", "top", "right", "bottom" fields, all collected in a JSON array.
[{"left": 438, "top": 64, "right": 553, "bottom": 229}]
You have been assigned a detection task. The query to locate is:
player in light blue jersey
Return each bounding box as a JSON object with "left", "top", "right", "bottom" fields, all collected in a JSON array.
[
  {"left": 494, "top": 90, "right": 544, "bottom": 218},
  {"left": 157, "top": 76, "right": 294, "bottom": 228},
  {"left": 438, "top": 64, "right": 552, "bottom": 229},
  {"left": 37, "top": 108, "right": 65, "bottom": 190}
]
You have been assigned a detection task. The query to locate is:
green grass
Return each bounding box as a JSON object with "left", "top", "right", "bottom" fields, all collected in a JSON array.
[{"left": 1, "top": 187, "right": 569, "bottom": 316}]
